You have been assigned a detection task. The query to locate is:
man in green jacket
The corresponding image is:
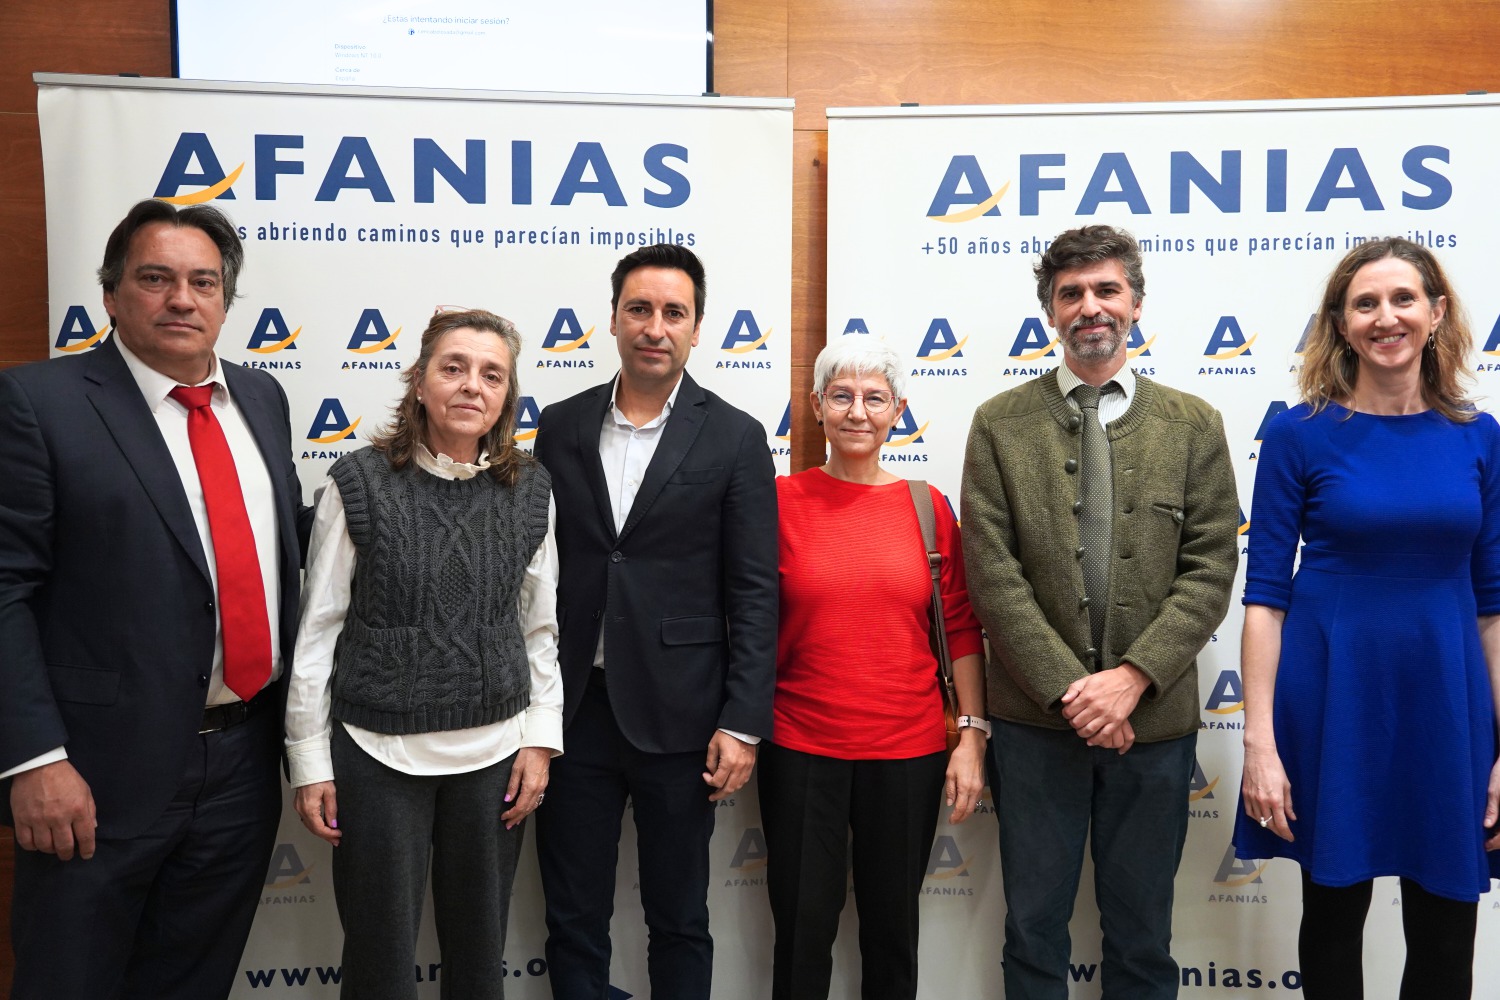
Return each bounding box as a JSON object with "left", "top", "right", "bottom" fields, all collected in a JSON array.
[{"left": 961, "top": 225, "right": 1238, "bottom": 1000}]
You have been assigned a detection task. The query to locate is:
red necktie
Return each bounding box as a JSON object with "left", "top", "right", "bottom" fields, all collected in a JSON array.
[{"left": 169, "top": 385, "right": 272, "bottom": 702}]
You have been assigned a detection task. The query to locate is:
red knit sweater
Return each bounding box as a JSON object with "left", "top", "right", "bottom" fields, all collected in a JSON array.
[{"left": 774, "top": 469, "right": 984, "bottom": 759}]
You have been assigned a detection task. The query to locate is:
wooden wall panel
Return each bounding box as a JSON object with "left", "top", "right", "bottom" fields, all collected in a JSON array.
[
  {"left": 0, "top": 0, "right": 171, "bottom": 114},
  {"left": 791, "top": 129, "right": 828, "bottom": 472},
  {"left": 711, "top": 0, "right": 788, "bottom": 97},
  {"left": 787, "top": 0, "right": 1500, "bottom": 130},
  {"left": 0, "top": 113, "right": 46, "bottom": 368}
]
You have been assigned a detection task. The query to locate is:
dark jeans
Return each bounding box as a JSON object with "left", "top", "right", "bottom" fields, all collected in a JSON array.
[
  {"left": 988, "top": 719, "right": 1195, "bottom": 1000},
  {"left": 758, "top": 742, "right": 948, "bottom": 1000}
]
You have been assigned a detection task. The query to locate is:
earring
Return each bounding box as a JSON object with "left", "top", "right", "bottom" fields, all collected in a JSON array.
[
  {"left": 1427, "top": 334, "right": 1437, "bottom": 350},
  {"left": 816, "top": 418, "right": 823, "bottom": 426}
]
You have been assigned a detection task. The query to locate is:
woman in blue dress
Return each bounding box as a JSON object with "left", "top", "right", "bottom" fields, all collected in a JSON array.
[{"left": 1235, "top": 237, "right": 1500, "bottom": 999}]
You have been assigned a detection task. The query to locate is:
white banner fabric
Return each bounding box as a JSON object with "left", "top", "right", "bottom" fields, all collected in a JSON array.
[
  {"left": 37, "top": 74, "right": 791, "bottom": 998},
  {"left": 827, "top": 95, "right": 1500, "bottom": 997}
]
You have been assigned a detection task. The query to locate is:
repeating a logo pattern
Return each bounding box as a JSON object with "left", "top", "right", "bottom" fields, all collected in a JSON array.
[
  {"left": 243, "top": 307, "right": 303, "bottom": 369},
  {"left": 723, "top": 827, "right": 767, "bottom": 888},
  {"left": 716, "top": 310, "right": 774, "bottom": 369},
  {"left": 262, "top": 841, "right": 318, "bottom": 905},
  {"left": 538, "top": 308, "right": 595, "bottom": 368},
  {"left": 53, "top": 305, "right": 110, "bottom": 353},
  {"left": 923, "top": 834, "right": 975, "bottom": 896},
  {"left": 303, "top": 398, "right": 362, "bottom": 460}
]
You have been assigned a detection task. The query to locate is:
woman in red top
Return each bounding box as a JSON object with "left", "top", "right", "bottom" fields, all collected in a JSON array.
[{"left": 761, "top": 337, "right": 988, "bottom": 1000}]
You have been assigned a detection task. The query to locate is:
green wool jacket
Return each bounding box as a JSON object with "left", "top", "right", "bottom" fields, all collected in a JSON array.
[{"left": 960, "top": 369, "right": 1239, "bottom": 742}]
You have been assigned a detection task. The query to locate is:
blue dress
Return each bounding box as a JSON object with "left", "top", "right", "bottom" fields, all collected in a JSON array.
[{"left": 1232, "top": 403, "right": 1500, "bottom": 902}]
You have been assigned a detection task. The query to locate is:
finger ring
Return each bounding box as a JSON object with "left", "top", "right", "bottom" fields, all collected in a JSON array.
[
  {"left": 536, "top": 794, "right": 546, "bottom": 803},
  {"left": 1258, "top": 815, "right": 1270, "bottom": 828}
]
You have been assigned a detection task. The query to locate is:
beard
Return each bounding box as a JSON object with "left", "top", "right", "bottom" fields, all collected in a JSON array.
[{"left": 1062, "top": 313, "right": 1128, "bottom": 363}]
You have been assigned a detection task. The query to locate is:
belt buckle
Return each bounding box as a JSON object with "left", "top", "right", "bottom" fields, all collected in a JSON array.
[{"left": 200, "top": 696, "right": 254, "bottom": 734}]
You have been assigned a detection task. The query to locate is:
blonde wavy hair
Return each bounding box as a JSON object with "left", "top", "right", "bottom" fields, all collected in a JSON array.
[{"left": 1298, "top": 237, "right": 1475, "bottom": 422}]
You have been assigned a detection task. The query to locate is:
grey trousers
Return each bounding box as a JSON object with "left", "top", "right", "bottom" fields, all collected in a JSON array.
[{"left": 331, "top": 722, "right": 524, "bottom": 1000}]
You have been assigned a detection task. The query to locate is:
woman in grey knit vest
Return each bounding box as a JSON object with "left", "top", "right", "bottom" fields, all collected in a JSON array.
[{"left": 285, "top": 308, "right": 559, "bottom": 999}]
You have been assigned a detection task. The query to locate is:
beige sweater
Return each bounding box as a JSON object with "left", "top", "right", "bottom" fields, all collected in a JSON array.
[{"left": 960, "top": 369, "right": 1239, "bottom": 742}]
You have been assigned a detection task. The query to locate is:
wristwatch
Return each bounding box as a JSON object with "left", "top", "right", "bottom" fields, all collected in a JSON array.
[{"left": 956, "top": 715, "right": 992, "bottom": 739}]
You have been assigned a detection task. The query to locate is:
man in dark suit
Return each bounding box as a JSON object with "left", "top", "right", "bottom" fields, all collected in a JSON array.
[
  {"left": 0, "top": 199, "right": 310, "bottom": 999},
  {"left": 533, "top": 243, "right": 778, "bottom": 999}
]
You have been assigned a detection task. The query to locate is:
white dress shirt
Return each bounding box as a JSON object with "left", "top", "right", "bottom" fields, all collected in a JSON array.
[
  {"left": 0, "top": 340, "right": 282, "bottom": 780},
  {"left": 284, "top": 445, "right": 562, "bottom": 788}
]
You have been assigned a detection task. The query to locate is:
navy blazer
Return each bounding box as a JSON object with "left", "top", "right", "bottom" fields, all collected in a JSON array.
[
  {"left": 534, "top": 371, "right": 778, "bottom": 754},
  {"left": 0, "top": 336, "right": 311, "bottom": 839}
]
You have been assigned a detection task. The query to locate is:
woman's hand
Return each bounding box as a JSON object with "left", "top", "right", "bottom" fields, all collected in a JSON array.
[
  {"left": 944, "top": 730, "right": 987, "bottom": 824},
  {"left": 501, "top": 746, "right": 551, "bottom": 829},
  {"left": 1241, "top": 745, "right": 1296, "bottom": 842},
  {"left": 295, "top": 781, "right": 341, "bottom": 845},
  {"left": 1485, "top": 758, "right": 1500, "bottom": 851}
]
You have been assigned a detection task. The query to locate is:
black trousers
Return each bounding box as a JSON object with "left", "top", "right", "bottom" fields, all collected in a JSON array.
[
  {"left": 758, "top": 741, "right": 948, "bottom": 1000},
  {"left": 535, "top": 671, "right": 717, "bottom": 1000},
  {"left": 1299, "top": 869, "right": 1477, "bottom": 1000},
  {"left": 10, "top": 707, "right": 282, "bottom": 1000}
]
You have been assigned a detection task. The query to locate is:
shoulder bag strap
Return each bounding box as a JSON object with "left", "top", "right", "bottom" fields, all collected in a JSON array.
[{"left": 907, "top": 480, "right": 954, "bottom": 691}]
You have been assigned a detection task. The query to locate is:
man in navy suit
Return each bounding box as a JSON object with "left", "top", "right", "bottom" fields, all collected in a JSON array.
[
  {"left": 0, "top": 199, "right": 310, "bottom": 999},
  {"left": 533, "top": 244, "right": 778, "bottom": 999}
]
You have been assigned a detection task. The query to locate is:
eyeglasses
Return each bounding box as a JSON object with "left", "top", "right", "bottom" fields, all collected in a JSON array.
[{"left": 820, "top": 390, "right": 894, "bottom": 414}]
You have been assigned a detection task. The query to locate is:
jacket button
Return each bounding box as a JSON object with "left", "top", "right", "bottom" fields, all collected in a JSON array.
[
  {"left": 1079, "top": 596, "right": 1091, "bottom": 609},
  {"left": 610, "top": 551, "right": 624, "bottom": 563},
  {"left": 1075, "top": 546, "right": 1085, "bottom": 559},
  {"left": 204, "top": 600, "right": 214, "bottom": 612},
  {"left": 1073, "top": 500, "right": 1083, "bottom": 515},
  {"left": 1066, "top": 415, "right": 1081, "bottom": 432},
  {"left": 1174, "top": 510, "right": 1185, "bottom": 523},
  {"left": 592, "top": 610, "right": 601, "bottom": 621},
  {"left": 1064, "top": 459, "right": 1078, "bottom": 474},
  {"left": 1085, "top": 647, "right": 1098, "bottom": 660},
  {"left": 197, "top": 673, "right": 210, "bottom": 687}
]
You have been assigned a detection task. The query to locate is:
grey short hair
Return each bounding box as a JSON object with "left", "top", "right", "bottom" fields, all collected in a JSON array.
[{"left": 812, "top": 336, "right": 906, "bottom": 401}]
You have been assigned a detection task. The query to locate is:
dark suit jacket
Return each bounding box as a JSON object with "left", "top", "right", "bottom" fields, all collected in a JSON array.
[
  {"left": 0, "top": 336, "right": 311, "bottom": 840},
  {"left": 535, "top": 371, "right": 778, "bottom": 754}
]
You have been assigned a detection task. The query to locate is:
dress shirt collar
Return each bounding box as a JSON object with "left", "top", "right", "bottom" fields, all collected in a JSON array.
[
  {"left": 605, "top": 373, "right": 683, "bottom": 431},
  {"left": 115, "top": 335, "right": 229, "bottom": 411},
  {"left": 1055, "top": 361, "right": 1135, "bottom": 408},
  {"left": 415, "top": 442, "right": 491, "bottom": 481}
]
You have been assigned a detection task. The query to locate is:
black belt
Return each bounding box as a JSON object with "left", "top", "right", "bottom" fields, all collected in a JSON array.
[{"left": 200, "top": 688, "right": 273, "bottom": 734}]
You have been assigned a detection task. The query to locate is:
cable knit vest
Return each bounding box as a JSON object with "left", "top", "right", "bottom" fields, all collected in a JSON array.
[{"left": 328, "top": 446, "right": 551, "bottom": 735}]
